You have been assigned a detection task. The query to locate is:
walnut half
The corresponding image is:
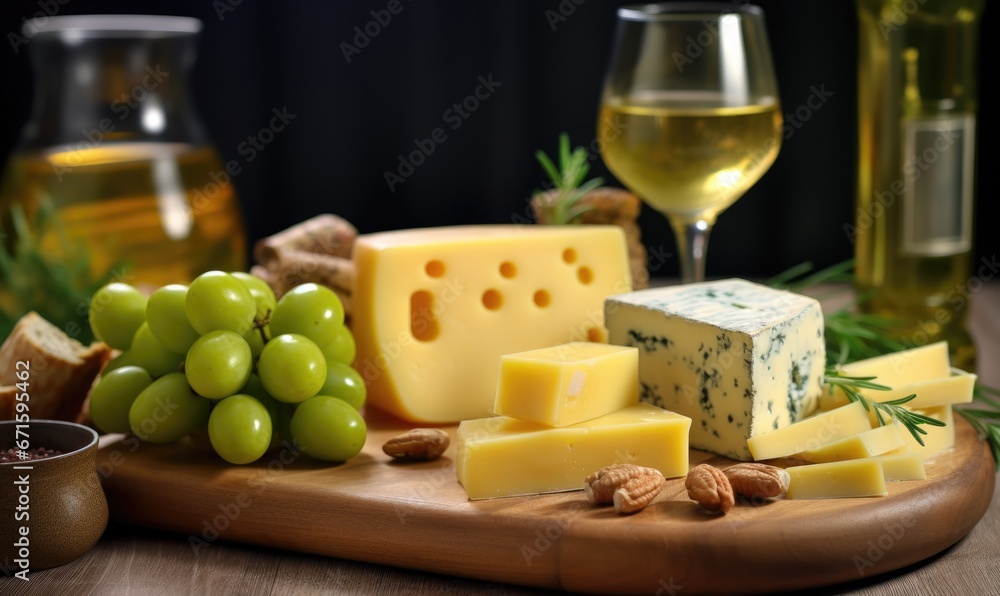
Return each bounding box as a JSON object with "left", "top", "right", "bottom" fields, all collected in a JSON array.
[
  {"left": 724, "top": 463, "right": 791, "bottom": 499},
  {"left": 584, "top": 464, "right": 665, "bottom": 514},
  {"left": 685, "top": 464, "right": 735, "bottom": 514}
]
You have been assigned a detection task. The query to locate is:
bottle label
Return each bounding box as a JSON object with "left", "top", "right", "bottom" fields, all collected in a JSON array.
[{"left": 901, "top": 114, "right": 975, "bottom": 257}]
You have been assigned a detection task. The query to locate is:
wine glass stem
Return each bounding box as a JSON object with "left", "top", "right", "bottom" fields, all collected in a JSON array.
[{"left": 671, "top": 218, "right": 712, "bottom": 284}]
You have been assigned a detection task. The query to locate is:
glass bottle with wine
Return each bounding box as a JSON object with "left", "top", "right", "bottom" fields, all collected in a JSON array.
[{"left": 597, "top": 3, "right": 782, "bottom": 283}]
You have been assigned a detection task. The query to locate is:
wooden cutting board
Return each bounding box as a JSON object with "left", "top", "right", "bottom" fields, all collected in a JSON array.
[{"left": 96, "top": 409, "right": 995, "bottom": 594}]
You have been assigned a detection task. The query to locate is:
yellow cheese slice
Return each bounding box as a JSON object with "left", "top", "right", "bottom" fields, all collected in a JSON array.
[
  {"left": 351, "top": 225, "right": 631, "bottom": 423},
  {"left": 493, "top": 342, "right": 638, "bottom": 427},
  {"left": 836, "top": 341, "right": 950, "bottom": 388},
  {"left": 747, "top": 401, "right": 872, "bottom": 461},
  {"left": 885, "top": 405, "right": 955, "bottom": 460},
  {"left": 455, "top": 403, "right": 690, "bottom": 500},
  {"left": 879, "top": 452, "right": 926, "bottom": 481},
  {"left": 785, "top": 458, "right": 888, "bottom": 499},
  {"left": 792, "top": 420, "right": 904, "bottom": 463},
  {"left": 867, "top": 368, "right": 975, "bottom": 408},
  {"left": 819, "top": 367, "right": 975, "bottom": 412}
]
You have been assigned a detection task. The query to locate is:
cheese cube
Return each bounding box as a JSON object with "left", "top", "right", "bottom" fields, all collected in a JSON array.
[
  {"left": 886, "top": 405, "right": 955, "bottom": 459},
  {"left": 493, "top": 342, "right": 638, "bottom": 427},
  {"left": 605, "top": 279, "right": 826, "bottom": 460},
  {"left": 455, "top": 403, "right": 690, "bottom": 500},
  {"left": 819, "top": 368, "right": 975, "bottom": 412},
  {"left": 879, "top": 452, "right": 926, "bottom": 481},
  {"left": 785, "top": 458, "right": 888, "bottom": 499},
  {"left": 351, "top": 225, "right": 631, "bottom": 423},
  {"left": 747, "top": 401, "right": 873, "bottom": 461},
  {"left": 792, "top": 419, "right": 905, "bottom": 463},
  {"left": 836, "top": 341, "right": 950, "bottom": 388}
]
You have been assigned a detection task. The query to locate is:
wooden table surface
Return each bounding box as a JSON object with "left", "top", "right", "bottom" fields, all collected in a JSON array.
[{"left": 3, "top": 283, "right": 999, "bottom": 595}]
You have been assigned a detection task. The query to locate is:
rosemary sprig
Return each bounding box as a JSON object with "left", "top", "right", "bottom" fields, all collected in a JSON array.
[
  {"left": 533, "top": 133, "right": 603, "bottom": 225},
  {"left": 824, "top": 308, "right": 907, "bottom": 365},
  {"left": 0, "top": 196, "right": 121, "bottom": 344},
  {"left": 769, "top": 260, "right": 1000, "bottom": 467},
  {"left": 823, "top": 369, "right": 945, "bottom": 446},
  {"left": 767, "top": 259, "right": 856, "bottom": 292}
]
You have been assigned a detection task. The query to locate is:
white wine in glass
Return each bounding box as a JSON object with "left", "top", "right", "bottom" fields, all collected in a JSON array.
[{"left": 598, "top": 4, "right": 782, "bottom": 283}]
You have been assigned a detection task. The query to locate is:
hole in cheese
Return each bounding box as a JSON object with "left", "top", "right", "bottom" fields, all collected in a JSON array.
[
  {"left": 482, "top": 289, "right": 503, "bottom": 311},
  {"left": 577, "top": 266, "right": 594, "bottom": 285},
  {"left": 425, "top": 260, "right": 445, "bottom": 278},
  {"left": 499, "top": 261, "right": 517, "bottom": 278},
  {"left": 586, "top": 327, "right": 604, "bottom": 343},
  {"left": 562, "top": 248, "right": 577, "bottom": 264},
  {"left": 410, "top": 291, "right": 440, "bottom": 341},
  {"left": 533, "top": 290, "right": 551, "bottom": 308}
]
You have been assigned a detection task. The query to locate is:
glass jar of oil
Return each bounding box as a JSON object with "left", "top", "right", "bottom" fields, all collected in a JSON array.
[{"left": 0, "top": 15, "right": 246, "bottom": 288}]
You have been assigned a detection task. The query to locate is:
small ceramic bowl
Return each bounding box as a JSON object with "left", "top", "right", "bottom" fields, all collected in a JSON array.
[{"left": 0, "top": 420, "right": 109, "bottom": 572}]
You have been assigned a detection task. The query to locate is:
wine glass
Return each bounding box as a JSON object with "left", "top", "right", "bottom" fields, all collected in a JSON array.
[{"left": 597, "top": 3, "right": 782, "bottom": 283}]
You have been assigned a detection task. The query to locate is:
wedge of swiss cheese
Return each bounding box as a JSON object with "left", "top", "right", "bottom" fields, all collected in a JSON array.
[{"left": 351, "top": 225, "right": 631, "bottom": 423}]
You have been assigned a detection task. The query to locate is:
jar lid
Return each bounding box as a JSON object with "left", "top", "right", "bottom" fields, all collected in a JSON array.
[{"left": 23, "top": 14, "right": 202, "bottom": 39}]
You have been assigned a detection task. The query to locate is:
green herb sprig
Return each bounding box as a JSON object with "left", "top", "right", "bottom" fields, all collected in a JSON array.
[
  {"left": 769, "top": 260, "right": 999, "bottom": 460},
  {"left": 533, "top": 133, "right": 603, "bottom": 225},
  {"left": 0, "top": 196, "right": 121, "bottom": 344},
  {"left": 957, "top": 384, "right": 1000, "bottom": 466},
  {"left": 822, "top": 370, "right": 946, "bottom": 445}
]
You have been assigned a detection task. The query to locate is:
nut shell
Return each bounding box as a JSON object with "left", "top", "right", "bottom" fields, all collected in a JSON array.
[
  {"left": 685, "top": 464, "right": 735, "bottom": 514},
  {"left": 724, "top": 463, "right": 791, "bottom": 499}
]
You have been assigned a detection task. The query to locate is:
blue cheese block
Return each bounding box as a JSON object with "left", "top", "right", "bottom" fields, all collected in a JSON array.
[{"left": 605, "top": 279, "right": 825, "bottom": 460}]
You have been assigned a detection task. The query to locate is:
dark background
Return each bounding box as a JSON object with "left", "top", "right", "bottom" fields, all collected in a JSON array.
[{"left": 0, "top": 0, "right": 995, "bottom": 279}]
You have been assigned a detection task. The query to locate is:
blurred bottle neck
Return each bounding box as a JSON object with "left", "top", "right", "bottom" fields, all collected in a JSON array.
[{"left": 21, "top": 28, "right": 207, "bottom": 151}]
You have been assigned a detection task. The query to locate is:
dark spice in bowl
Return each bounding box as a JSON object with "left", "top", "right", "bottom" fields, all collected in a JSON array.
[
  {"left": 0, "top": 447, "right": 62, "bottom": 462},
  {"left": 0, "top": 420, "right": 109, "bottom": 572}
]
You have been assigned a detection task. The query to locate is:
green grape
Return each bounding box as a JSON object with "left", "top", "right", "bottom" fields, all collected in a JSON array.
[
  {"left": 185, "top": 330, "right": 253, "bottom": 399},
  {"left": 245, "top": 327, "right": 267, "bottom": 358},
  {"left": 208, "top": 394, "right": 273, "bottom": 464},
  {"left": 257, "top": 333, "right": 326, "bottom": 403},
  {"left": 319, "top": 362, "right": 366, "bottom": 411},
  {"left": 129, "top": 372, "right": 210, "bottom": 443},
  {"left": 89, "top": 366, "right": 153, "bottom": 433},
  {"left": 269, "top": 283, "right": 345, "bottom": 348},
  {"left": 239, "top": 372, "right": 270, "bottom": 401},
  {"left": 272, "top": 402, "right": 296, "bottom": 447},
  {"left": 240, "top": 374, "right": 293, "bottom": 447},
  {"left": 89, "top": 283, "right": 147, "bottom": 350},
  {"left": 130, "top": 323, "right": 185, "bottom": 377},
  {"left": 231, "top": 272, "right": 277, "bottom": 324},
  {"left": 185, "top": 270, "right": 256, "bottom": 336},
  {"left": 320, "top": 324, "right": 356, "bottom": 365},
  {"left": 146, "top": 284, "right": 200, "bottom": 354},
  {"left": 103, "top": 351, "right": 139, "bottom": 374},
  {"left": 290, "top": 395, "right": 366, "bottom": 461}
]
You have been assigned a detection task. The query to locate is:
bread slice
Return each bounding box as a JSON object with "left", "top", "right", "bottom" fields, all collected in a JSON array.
[{"left": 0, "top": 312, "right": 111, "bottom": 422}]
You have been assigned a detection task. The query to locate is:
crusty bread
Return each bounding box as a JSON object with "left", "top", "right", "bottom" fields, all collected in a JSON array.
[{"left": 0, "top": 312, "right": 111, "bottom": 422}]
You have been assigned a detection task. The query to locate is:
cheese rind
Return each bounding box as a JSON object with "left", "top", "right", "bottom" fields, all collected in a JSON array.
[
  {"left": 455, "top": 403, "right": 691, "bottom": 500},
  {"left": 493, "top": 342, "right": 638, "bottom": 427},
  {"left": 880, "top": 452, "right": 926, "bottom": 481},
  {"left": 747, "top": 401, "right": 872, "bottom": 461},
  {"left": 352, "top": 225, "right": 631, "bottom": 423},
  {"left": 792, "top": 420, "right": 905, "bottom": 463},
  {"left": 785, "top": 458, "right": 888, "bottom": 499},
  {"left": 605, "top": 279, "right": 825, "bottom": 461}
]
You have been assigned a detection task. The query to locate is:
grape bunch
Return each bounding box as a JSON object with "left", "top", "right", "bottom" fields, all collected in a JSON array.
[{"left": 87, "top": 272, "right": 367, "bottom": 465}]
